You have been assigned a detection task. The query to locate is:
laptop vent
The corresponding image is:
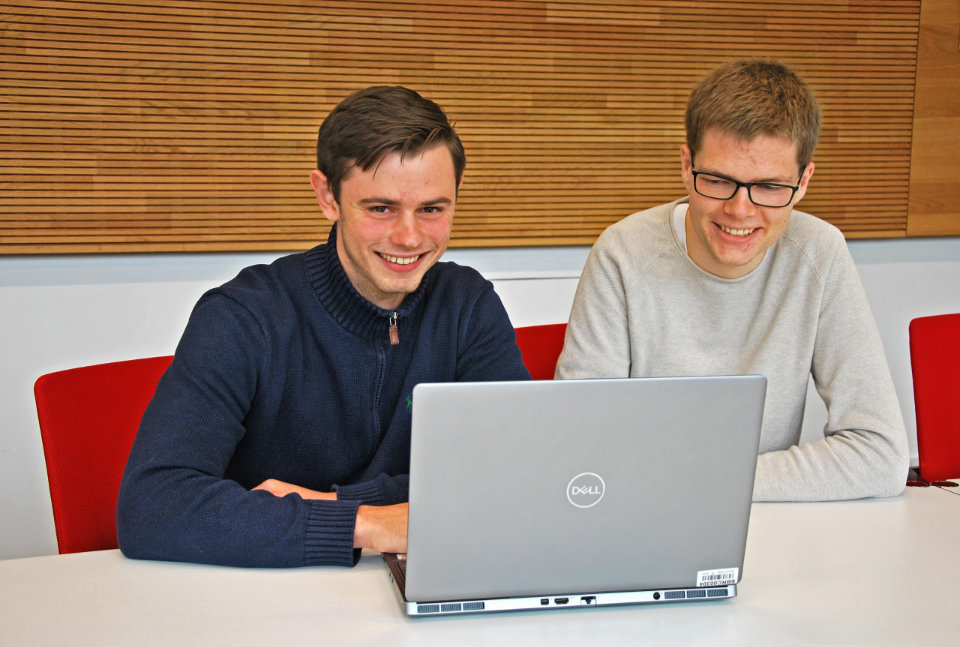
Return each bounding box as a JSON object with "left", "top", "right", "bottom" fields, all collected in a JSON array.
[
  {"left": 416, "top": 604, "right": 440, "bottom": 614},
  {"left": 663, "top": 587, "right": 729, "bottom": 602},
  {"left": 418, "top": 601, "right": 486, "bottom": 614}
]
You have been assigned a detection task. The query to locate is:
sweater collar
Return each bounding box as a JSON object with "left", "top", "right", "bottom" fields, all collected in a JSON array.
[{"left": 303, "top": 224, "right": 432, "bottom": 340}]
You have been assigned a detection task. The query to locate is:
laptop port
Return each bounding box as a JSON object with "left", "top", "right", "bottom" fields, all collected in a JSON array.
[
  {"left": 580, "top": 596, "right": 596, "bottom": 606},
  {"left": 554, "top": 597, "right": 569, "bottom": 605},
  {"left": 540, "top": 598, "right": 549, "bottom": 606}
]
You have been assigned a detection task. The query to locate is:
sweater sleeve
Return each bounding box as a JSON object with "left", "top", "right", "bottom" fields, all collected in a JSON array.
[
  {"left": 117, "top": 292, "right": 361, "bottom": 568},
  {"left": 752, "top": 240, "right": 909, "bottom": 501},
  {"left": 333, "top": 473, "right": 408, "bottom": 505}
]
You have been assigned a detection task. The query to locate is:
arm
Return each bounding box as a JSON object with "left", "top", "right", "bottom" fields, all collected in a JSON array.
[
  {"left": 117, "top": 293, "right": 361, "bottom": 567},
  {"left": 752, "top": 243, "right": 909, "bottom": 501},
  {"left": 255, "top": 479, "right": 408, "bottom": 553}
]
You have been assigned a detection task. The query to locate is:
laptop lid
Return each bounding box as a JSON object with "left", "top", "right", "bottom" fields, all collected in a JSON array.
[{"left": 392, "top": 375, "right": 766, "bottom": 615}]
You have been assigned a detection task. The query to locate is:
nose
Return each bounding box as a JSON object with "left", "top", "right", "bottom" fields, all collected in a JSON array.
[
  {"left": 390, "top": 211, "right": 423, "bottom": 249},
  {"left": 724, "top": 185, "right": 756, "bottom": 219}
]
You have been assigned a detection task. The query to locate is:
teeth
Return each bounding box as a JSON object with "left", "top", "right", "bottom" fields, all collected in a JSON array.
[
  {"left": 379, "top": 253, "right": 421, "bottom": 265},
  {"left": 719, "top": 225, "right": 756, "bottom": 237}
]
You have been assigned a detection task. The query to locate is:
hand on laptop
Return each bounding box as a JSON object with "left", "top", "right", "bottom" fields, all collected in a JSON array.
[
  {"left": 355, "top": 503, "right": 408, "bottom": 554},
  {"left": 252, "top": 479, "right": 337, "bottom": 501}
]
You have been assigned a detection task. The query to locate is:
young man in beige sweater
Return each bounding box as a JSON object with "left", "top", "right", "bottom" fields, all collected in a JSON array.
[{"left": 556, "top": 59, "right": 908, "bottom": 501}]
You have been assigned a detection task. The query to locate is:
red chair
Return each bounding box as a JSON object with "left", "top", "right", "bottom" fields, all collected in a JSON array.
[
  {"left": 514, "top": 323, "right": 567, "bottom": 380},
  {"left": 34, "top": 356, "right": 173, "bottom": 554},
  {"left": 909, "top": 313, "right": 960, "bottom": 482}
]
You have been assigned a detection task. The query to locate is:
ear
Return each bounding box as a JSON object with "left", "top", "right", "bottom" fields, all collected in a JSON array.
[
  {"left": 792, "top": 162, "right": 816, "bottom": 204},
  {"left": 310, "top": 170, "right": 341, "bottom": 223},
  {"left": 680, "top": 144, "right": 695, "bottom": 193}
]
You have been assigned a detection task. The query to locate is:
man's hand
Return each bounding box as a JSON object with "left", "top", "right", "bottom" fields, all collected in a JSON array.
[
  {"left": 354, "top": 503, "right": 408, "bottom": 554},
  {"left": 252, "top": 478, "right": 337, "bottom": 501}
]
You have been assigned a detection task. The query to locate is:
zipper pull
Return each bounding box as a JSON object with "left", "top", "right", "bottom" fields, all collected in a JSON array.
[{"left": 388, "top": 312, "right": 400, "bottom": 346}]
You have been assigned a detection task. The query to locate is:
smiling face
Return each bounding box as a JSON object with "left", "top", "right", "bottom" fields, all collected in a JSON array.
[
  {"left": 681, "top": 128, "right": 814, "bottom": 279},
  {"left": 310, "top": 144, "right": 460, "bottom": 310}
]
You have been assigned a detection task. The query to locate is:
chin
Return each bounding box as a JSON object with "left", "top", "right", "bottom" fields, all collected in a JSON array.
[{"left": 379, "top": 276, "right": 424, "bottom": 298}]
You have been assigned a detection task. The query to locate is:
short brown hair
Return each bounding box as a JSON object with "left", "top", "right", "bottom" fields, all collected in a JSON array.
[
  {"left": 316, "top": 86, "right": 466, "bottom": 203},
  {"left": 685, "top": 58, "right": 821, "bottom": 170}
]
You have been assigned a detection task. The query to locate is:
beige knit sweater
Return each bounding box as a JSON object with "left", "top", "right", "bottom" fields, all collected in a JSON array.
[{"left": 556, "top": 198, "right": 909, "bottom": 501}]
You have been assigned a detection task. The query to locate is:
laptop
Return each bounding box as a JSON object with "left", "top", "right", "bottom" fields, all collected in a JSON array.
[{"left": 384, "top": 375, "right": 766, "bottom": 616}]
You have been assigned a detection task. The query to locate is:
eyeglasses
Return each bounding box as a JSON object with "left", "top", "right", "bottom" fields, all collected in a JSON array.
[{"left": 691, "top": 167, "right": 804, "bottom": 208}]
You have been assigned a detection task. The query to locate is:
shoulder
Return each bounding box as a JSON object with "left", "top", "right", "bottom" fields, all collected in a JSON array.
[
  {"left": 774, "top": 210, "right": 850, "bottom": 281},
  {"left": 422, "top": 260, "right": 496, "bottom": 308},
  {"left": 601, "top": 201, "right": 674, "bottom": 245},
  {"left": 215, "top": 253, "right": 306, "bottom": 297},
  {"left": 198, "top": 250, "right": 309, "bottom": 320},
  {"left": 779, "top": 210, "right": 846, "bottom": 257},
  {"left": 424, "top": 261, "right": 512, "bottom": 324},
  {"left": 427, "top": 259, "right": 489, "bottom": 289},
  {"left": 589, "top": 200, "right": 680, "bottom": 273}
]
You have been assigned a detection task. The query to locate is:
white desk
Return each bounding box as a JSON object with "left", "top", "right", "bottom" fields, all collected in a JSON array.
[{"left": 1, "top": 486, "right": 957, "bottom": 647}]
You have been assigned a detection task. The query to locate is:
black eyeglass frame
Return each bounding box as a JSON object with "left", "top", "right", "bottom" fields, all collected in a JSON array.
[{"left": 690, "top": 166, "right": 806, "bottom": 208}]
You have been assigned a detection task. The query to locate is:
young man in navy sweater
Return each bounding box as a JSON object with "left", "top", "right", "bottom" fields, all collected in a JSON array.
[{"left": 117, "top": 87, "right": 530, "bottom": 567}]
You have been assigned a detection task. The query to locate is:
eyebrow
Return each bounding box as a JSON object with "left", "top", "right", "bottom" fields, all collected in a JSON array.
[
  {"left": 358, "top": 197, "right": 454, "bottom": 207},
  {"left": 696, "top": 166, "right": 798, "bottom": 184}
]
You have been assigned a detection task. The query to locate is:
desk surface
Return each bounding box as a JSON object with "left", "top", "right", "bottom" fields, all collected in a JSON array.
[{"left": 1, "top": 486, "right": 957, "bottom": 647}]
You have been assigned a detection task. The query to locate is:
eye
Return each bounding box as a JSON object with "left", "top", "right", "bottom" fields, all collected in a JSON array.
[
  {"left": 368, "top": 205, "right": 393, "bottom": 217},
  {"left": 703, "top": 176, "right": 732, "bottom": 187},
  {"left": 420, "top": 205, "right": 447, "bottom": 217}
]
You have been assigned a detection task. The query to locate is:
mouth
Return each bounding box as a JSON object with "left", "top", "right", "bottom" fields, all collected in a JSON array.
[
  {"left": 378, "top": 252, "right": 424, "bottom": 266},
  {"left": 717, "top": 224, "right": 758, "bottom": 237}
]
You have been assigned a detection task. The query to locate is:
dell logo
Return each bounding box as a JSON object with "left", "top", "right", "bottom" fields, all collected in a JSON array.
[{"left": 566, "top": 472, "right": 605, "bottom": 508}]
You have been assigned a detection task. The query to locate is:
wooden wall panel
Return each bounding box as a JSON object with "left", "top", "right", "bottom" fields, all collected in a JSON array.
[
  {"left": 907, "top": 0, "right": 960, "bottom": 236},
  {"left": 0, "top": 1, "right": 925, "bottom": 253}
]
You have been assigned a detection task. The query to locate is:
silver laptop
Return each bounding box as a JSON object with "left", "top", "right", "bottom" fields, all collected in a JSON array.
[{"left": 384, "top": 375, "right": 766, "bottom": 616}]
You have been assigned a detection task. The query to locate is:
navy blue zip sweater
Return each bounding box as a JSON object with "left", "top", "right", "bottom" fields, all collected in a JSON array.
[{"left": 117, "top": 225, "right": 530, "bottom": 567}]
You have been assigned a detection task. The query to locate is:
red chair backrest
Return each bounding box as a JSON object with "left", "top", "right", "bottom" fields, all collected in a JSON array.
[
  {"left": 34, "top": 356, "right": 173, "bottom": 554},
  {"left": 514, "top": 323, "right": 567, "bottom": 380},
  {"left": 909, "top": 313, "right": 960, "bottom": 481}
]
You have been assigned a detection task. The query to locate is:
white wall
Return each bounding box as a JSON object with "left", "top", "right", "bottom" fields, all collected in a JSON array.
[{"left": 2, "top": 238, "right": 958, "bottom": 560}]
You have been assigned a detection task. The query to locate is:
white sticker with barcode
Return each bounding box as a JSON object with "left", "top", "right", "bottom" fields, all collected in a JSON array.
[{"left": 696, "top": 568, "right": 739, "bottom": 587}]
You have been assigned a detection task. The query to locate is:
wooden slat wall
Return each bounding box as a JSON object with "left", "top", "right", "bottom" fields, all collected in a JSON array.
[
  {"left": 907, "top": 0, "right": 960, "bottom": 236},
  {"left": 0, "top": 0, "right": 923, "bottom": 253}
]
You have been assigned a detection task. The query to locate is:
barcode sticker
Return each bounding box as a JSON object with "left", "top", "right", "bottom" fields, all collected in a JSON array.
[{"left": 696, "top": 568, "right": 739, "bottom": 587}]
